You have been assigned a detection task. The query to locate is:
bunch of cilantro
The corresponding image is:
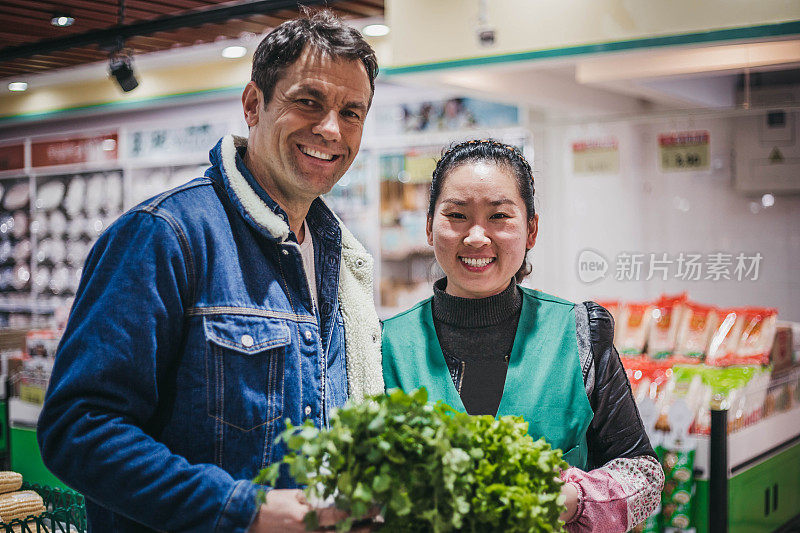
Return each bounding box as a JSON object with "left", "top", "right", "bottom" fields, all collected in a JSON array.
[{"left": 255, "top": 388, "right": 567, "bottom": 532}]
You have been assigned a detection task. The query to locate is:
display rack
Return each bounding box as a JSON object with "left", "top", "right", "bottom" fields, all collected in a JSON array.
[{"left": 693, "top": 368, "right": 800, "bottom": 533}]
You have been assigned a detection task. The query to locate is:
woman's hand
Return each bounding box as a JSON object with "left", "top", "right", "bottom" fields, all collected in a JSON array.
[
  {"left": 247, "top": 489, "right": 378, "bottom": 532},
  {"left": 559, "top": 482, "right": 579, "bottom": 523}
]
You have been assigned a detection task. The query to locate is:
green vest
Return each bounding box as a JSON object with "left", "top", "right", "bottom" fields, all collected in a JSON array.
[{"left": 382, "top": 287, "right": 593, "bottom": 469}]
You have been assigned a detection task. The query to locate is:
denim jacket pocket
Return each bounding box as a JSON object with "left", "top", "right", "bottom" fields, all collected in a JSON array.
[{"left": 204, "top": 314, "right": 290, "bottom": 432}]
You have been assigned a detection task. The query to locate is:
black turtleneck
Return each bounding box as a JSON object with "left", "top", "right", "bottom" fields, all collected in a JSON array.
[{"left": 431, "top": 277, "right": 522, "bottom": 416}]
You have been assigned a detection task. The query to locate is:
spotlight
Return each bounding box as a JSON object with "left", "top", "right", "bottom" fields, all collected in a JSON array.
[
  {"left": 221, "top": 46, "right": 247, "bottom": 58},
  {"left": 109, "top": 54, "right": 138, "bottom": 92},
  {"left": 362, "top": 24, "right": 390, "bottom": 37},
  {"left": 51, "top": 15, "right": 75, "bottom": 27},
  {"left": 8, "top": 82, "right": 28, "bottom": 92}
]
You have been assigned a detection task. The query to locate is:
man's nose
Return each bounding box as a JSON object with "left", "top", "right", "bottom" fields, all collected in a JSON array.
[
  {"left": 312, "top": 110, "right": 342, "bottom": 142},
  {"left": 463, "top": 225, "right": 490, "bottom": 247}
]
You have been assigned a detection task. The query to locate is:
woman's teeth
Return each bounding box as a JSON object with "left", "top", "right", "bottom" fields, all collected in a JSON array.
[
  {"left": 461, "top": 257, "right": 494, "bottom": 267},
  {"left": 300, "top": 146, "right": 335, "bottom": 161}
]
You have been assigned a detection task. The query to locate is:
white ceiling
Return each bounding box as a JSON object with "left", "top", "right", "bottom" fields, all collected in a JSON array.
[{"left": 384, "top": 38, "right": 800, "bottom": 119}]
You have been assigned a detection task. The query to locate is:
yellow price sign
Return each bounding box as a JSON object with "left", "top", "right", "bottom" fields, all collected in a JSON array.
[
  {"left": 20, "top": 384, "right": 46, "bottom": 405},
  {"left": 659, "top": 131, "right": 710, "bottom": 172},
  {"left": 404, "top": 152, "right": 437, "bottom": 184},
  {"left": 572, "top": 139, "right": 619, "bottom": 174}
]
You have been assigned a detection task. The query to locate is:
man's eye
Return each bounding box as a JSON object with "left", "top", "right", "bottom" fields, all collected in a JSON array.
[
  {"left": 342, "top": 109, "right": 361, "bottom": 120},
  {"left": 298, "top": 99, "right": 318, "bottom": 107}
]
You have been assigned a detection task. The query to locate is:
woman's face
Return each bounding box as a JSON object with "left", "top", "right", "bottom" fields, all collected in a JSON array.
[{"left": 427, "top": 161, "right": 538, "bottom": 299}]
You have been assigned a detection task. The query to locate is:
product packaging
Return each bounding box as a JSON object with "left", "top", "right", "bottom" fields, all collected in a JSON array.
[
  {"left": 705, "top": 308, "right": 744, "bottom": 365},
  {"left": 734, "top": 308, "right": 778, "bottom": 365},
  {"left": 661, "top": 444, "right": 695, "bottom": 530},
  {"left": 617, "top": 302, "right": 655, "bottom": 356},
  {"left": 659, "top": 399, "right": 697, "bottom": 532},
  {"left": 770, "top": 323, "right": 795, "bottom": 373},
  {"left": 648, "top": 293, "right": 688, "bottom": 359},
  {"left": 674, "top": 302, "right": 718, "bottom": 362}
]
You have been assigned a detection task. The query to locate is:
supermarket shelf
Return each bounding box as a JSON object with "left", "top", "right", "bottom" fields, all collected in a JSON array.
[
  {"left": 729, "top": 407, "right": 800, "bottom": 472},
  {"left": 9, "top": 398, "right": 42, "bottom": 428},
  {"left": 694, "top": 405, "right": 800, "bottom": 478},
  {"left": 0, "top": 298, "right": 60, "bottom": 314}
]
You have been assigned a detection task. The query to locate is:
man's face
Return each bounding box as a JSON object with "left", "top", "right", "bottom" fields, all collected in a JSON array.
[{"left": 243, "top": 47, "right": 372, "bottom": 212}]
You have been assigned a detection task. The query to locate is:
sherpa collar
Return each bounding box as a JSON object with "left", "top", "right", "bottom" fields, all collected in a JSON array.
[{"left": 220, "top": 134, "right": 291, "bottom": 242}]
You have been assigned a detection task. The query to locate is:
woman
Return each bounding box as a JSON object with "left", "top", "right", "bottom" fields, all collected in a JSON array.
[{"left": 382, "top": 140, "right": 664, "bottom": 531}]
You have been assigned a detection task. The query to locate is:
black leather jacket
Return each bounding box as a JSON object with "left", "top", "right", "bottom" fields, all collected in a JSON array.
[{"left": 582, "top": 301, "right": 656, "bottom": 469}]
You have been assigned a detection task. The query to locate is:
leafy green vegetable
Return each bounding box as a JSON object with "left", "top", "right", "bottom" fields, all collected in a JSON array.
[{"left": 254, "top": 388, "right": 567, "bottom": 532}]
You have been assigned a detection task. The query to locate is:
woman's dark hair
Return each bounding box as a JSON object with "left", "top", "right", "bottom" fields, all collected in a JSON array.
[
  {"left": 251, "top": 9, "right": 379, "bottom": 107},
  {"left": 428, "top": 139, "right": 536, "bottom": 282}
]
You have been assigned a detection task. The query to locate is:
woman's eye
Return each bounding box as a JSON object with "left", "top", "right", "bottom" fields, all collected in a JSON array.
[
  {"left": 444, "top": 212, "right": 466, "bottom": 219},
  {"left": 490, "top": 213, "right": 510, "bottom": 219}
]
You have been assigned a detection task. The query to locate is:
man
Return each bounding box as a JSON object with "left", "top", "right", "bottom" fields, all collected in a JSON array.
[{"left": 37, "top": 10, "right": 384, "bottom": 533}]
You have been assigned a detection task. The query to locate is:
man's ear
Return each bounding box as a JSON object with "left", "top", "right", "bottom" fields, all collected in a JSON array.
[
  {"left": 242, "top": 81, "right": 262, "bottom": 127},
  {"left": 526, "top": 213, "right": 539, "bottom": 249}
]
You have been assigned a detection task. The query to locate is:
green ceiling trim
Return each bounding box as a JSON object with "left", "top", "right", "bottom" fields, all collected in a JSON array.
[
  {"left": 382, "top": 20, "right": 800, "bottom": 76},
  {"left": 0, "top": 85, "right": 242, "bottom": 125}
]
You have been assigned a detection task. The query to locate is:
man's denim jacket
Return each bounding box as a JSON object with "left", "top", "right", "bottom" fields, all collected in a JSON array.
[{"left": 37, "top": 135, "right": 384, "bottom": 532}]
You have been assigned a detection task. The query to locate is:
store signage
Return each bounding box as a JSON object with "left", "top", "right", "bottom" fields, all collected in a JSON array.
[
  {"left": 31, "top": 133, "right": 118, "bottom": 167},
  {"left": 404, "top": 152, "right": 438, "bottom": 183},
  {"left": 20, "top": 383, "right": 46, "bottom": 405},
  {"left": 0, "top": 144, "right": 24, "bottom": 171},
  {"left": 127, "top": 123, "right": 230, "bottom": 159},
  {"left": 572, "top": 138, "right": 619, "bottom": 174},
  {"left": 658, "top": 130, "right": 710, "bottom": 172}
]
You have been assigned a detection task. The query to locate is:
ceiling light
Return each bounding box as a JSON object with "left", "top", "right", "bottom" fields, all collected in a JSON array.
[
  {"left": 362, "top": 24, "right": 390, "bottom": 37},
  {"left": 51, "top": 15, "right": 75, "bottom": 27},
  {"left": 109, "top": 55, "right": 138, "bottom": 92},
  {"left": 8, "top": 82, "right": 28, "bottom": 92},
  {"left": 761, "top": 193, "right": 775, "bottom": 208},
  {"left": 221, "top": 46, "right": 247, "bottom": 59}
]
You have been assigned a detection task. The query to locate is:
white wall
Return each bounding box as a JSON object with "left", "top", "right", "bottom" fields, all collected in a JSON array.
[{"left": 528, "top": 112, "right": 800, "bottom": 321}]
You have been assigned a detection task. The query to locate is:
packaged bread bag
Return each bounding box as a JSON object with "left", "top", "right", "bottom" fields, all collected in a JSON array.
[
  {"left": 706, "top": 308, "right": 744, "bottom": 366},
  {"left": 648, "top": 293, "right": 688, "bottom": 359},
  {"left": 735, "top": 308, "right": 778, "bottom": 365},
  {"left": 674, "top": 302, "right": 718, "bottom": 362},
  {"left": 617, "top": 302, "right": 655, "bottom": 356}
]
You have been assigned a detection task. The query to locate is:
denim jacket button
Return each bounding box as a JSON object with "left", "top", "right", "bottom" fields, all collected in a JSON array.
[
  {"left": 281, "top": 249, "right": 289, "bottom": 255},
  {"left": 372, "top": 332, "right": 378, "bottom": 343},
  {"left": 240, "top": 334, "right": 254, "bottom": 348},
  {"left": 356, "top": 258, "right": 365, "bottom": 268},
  {"left": 304, "top": 330, "right": 313, "bottom": 342},
  {"left": 304, "top": 405, "right": 312, "bottom": 416}
]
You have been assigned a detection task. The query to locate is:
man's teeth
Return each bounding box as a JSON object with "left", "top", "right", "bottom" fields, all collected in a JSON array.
[
  {"left": 300, "top": 146, "right": 334, "bottom": 161},
  {"left": 461, "top": 257, "right": 494, "bottom": 267}
]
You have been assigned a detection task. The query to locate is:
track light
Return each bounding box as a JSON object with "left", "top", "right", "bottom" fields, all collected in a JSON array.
[
  {"left": 109, "top": 53, "right": 138, "bottom": 92},
  {"left": 51, "top": 15, "right": 75, "bottom": 27}
]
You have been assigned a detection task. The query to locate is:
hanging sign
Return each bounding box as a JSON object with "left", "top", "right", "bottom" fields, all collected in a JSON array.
[
  {"left": 32, "top": 133, "right": 118, "bottom": 167},
  {"left": 658, "top": 131, "right": 710, "bottom": 172},
  {"left": 0, "top": 144, "right": 24, "bottom": 171},
  {"left": 127, "top": 123, "right": 230, "bottom": 159},
  {"left": 572, "top": 138, "right": 619, "bottom": 174},
  {"left": 404, "top": 151, "right": 438, "bottom": 183}
]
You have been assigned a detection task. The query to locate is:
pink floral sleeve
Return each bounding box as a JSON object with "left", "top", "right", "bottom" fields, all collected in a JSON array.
[{"left": 560, "top": 455, "right": 664, "bottom": 533}]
